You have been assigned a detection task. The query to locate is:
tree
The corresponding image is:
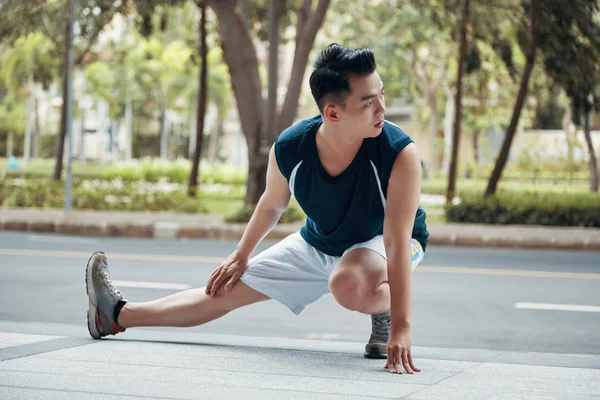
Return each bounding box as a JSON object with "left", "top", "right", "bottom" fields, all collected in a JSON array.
[
  {"left": 0, "top": 0, "right": 133, "bottom": 179},
  {"left": 538, "top": 0, "right": 600, "bottom": 192},
  {"left": 0, "top": 33, "right": 57, "bottom": 162},
  {"left": 207, "top": 0, "right": 331, "bottom": 205},
  {"left": 446, "top": 0, "right": 470, "bottom": 203},
  {"left": 188, "top": 1, "right": 208, "bottom": 197},
  {"left": 484, "top": 0, "right": 541, "bottom": 197}
]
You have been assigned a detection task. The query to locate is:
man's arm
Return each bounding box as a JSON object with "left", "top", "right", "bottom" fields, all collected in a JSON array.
[
  {"left": 382, "top": 142, "right": 422, "bottom": 374},
  {"left": 236, "top": 145, "right": 292, "bottom": 259},
  {"left": 206, "top": 145, "right": 291, "bottom": 295}
]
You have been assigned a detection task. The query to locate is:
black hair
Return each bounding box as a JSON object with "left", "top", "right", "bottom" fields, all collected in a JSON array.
[{"left": 309, "top": 43, "right": 377, "bottom": 113}]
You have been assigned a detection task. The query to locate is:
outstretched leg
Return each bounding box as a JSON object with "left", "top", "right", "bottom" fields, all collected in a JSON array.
[
  {"left": 85, "top": 252, "right": 268, "bottom": 339},
  {"left": 118, "top": 282, "right": 267, "bottom": 328}
]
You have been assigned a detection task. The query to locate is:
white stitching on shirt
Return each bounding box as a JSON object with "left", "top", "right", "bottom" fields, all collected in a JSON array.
[
  {"left": 289, "top": 160, "right": 303, "bottom": 197},
  {"left": 370, "top": 160, "right": 386, "bottom": 211}
]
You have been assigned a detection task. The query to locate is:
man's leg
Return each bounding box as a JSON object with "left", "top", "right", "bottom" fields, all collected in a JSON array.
[
  {"left": 328, "top": 239, "right": 424, "bottom": 358},
  {"left": 328, "top": 248, "right": 389, "bottom": 315},
  {"left": 118, "top": 282, "right": 269, "bottom": 328},
  {"left": 86, "top": 252, "right": 268, "bottom": 339}
]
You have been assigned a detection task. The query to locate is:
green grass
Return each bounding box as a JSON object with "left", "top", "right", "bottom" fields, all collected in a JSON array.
[
  {"left": 421, "top": 178, "right": 590, "bottom": 197},
  {"left": 202, "top": 197, "right": 244, "bottom": 218}
]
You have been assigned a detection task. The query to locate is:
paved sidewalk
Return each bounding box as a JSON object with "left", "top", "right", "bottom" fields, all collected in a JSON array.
[
  {"left": 1, "top": 321, "right": 599, "bottom": 399},
  {"left": 1, "top": 208, "right": 600, "bottom": 251}
]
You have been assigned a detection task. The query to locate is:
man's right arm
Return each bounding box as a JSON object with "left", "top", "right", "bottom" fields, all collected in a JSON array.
[{"left": 235, "top": 144, "right": 292, "bottom": 260}]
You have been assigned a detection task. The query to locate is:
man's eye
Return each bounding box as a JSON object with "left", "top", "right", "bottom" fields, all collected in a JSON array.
[{"left": 365, "top": 101, "right": 373, "bottom": 107}]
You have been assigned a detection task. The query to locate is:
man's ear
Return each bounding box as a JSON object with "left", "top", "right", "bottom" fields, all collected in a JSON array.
[{"left": 323, "top": 104, "right": 340, "bottom": 122}]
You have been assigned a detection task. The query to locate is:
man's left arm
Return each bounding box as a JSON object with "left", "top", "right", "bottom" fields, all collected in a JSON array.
[{"left": 382, "top": 142, "right": 422, "bottom": 375}]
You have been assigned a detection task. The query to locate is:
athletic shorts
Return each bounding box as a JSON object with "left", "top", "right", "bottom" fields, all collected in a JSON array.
[{"left": 239, "top": 232, "right": 425, "bottom": 315}]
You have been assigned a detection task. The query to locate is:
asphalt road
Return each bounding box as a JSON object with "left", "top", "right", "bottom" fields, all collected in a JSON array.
[{"left": 1, "top": 231, "right": 599, "bottom": 355}]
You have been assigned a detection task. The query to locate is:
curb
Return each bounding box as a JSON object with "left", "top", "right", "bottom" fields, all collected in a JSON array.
[{"left": 1, "top": 217, "right": 599, "bottom": 251}]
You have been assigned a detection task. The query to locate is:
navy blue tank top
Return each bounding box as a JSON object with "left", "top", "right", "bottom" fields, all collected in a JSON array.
[{"left": 274, "top": 115, "right": 429, "bottom": 256}]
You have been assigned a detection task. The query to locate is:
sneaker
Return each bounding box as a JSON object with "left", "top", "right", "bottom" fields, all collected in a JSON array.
[
  {"left": 85, "top": 252, "right": 126, "bottom": 339},
  {"left": 364, "top": 314, "right": 390, "bottom": 359}
]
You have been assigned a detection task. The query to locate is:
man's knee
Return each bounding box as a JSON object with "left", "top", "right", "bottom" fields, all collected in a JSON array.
[{"left": 329, "top": 269, "right": 365, "bottom": 311}]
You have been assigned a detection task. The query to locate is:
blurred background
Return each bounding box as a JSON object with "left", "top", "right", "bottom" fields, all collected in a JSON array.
[
  {"left": 0, "top": 0, "right": 599, "bottom": 359},
  {"left": 0, "top": 0, "right": 598, "bottom": 225}
]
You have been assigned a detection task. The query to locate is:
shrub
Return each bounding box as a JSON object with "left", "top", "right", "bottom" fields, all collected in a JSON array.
[
  {"left": 0, "top": 177, "right": 208, "bottom": 214},
  {"left": 445, "top": 191, "right": 600, "bottom": 227},
  {"left": 225, "top": 203, "right": 306, "bottom": 224}
]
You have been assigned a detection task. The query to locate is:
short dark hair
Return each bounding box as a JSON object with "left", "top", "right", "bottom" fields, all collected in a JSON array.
[{"left": 309, "top": 43, "right": 377, "bottom": 113}]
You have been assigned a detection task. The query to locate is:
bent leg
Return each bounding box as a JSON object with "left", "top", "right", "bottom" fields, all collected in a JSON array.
[
  {"left": 328, "top": 248, "right": 389, "bottom": 315},
  {"left": 118, "top": 281, "right": 268, "bottom": 328}
]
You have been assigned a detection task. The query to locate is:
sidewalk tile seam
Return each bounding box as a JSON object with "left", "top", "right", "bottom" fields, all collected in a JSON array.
[
  {"left": 31, "top": 354, "right": 450, "bottom": 384},
  {"left": 0, "top": 337, "right": 92, "bottom": 362},
  {"left": 400, "top": 359, "right": 485, "bottom": 399},
  {"left": 0, "top": 384, "right": 183, "bottom": 400},
  {"left": 0, "top": 368, "right": 411, "bottom": 399}
]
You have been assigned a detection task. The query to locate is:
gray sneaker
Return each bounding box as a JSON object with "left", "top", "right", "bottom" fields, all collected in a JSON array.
[
  {"left": 85, "top": 252, "right": 126, "bottom": 339},
  {"left": 364, "top": 314, "right": 390, "bottom": 359}
]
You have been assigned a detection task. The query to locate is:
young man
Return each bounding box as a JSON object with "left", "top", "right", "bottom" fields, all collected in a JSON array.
[{"left": 86, "top": 43, "right": 429, "bottom": 375}]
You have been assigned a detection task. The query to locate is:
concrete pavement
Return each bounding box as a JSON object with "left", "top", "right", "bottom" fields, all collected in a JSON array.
[
  {"left": 1, "top": 208, "right": 600, "bottom": 251},
  {"left": 1, "top": 321, "right": 599, "bottom": 400}
]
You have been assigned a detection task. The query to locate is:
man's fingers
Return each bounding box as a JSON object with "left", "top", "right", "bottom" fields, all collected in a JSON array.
[
  {"left": 402, "top": 350, "right": 414, "bottom": 374},
  {"left": 225, "top": 272, "right": 241, "bottom": 291},
  {"left": 206, "top": 267, "right": 223, "bottom": 294},
  {"left": 408, "top": 352, "right": 421, "bottom": 372},
  {"left": 387, "top": 348, "right": 402, "bottom": 374},
  {"left": 385, "top": 347, "right": 394, "bottom": 371},
  {"left": 210, "top": 271, "right": 229, "bottom": 296}
]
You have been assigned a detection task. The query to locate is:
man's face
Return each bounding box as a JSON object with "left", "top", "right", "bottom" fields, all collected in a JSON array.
[{"left": 336, "top": 71, "right": 386, "bottom": 139}]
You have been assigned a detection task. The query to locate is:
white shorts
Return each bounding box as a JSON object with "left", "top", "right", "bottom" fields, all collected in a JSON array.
[{"left": 239, "top": 232, "right": 425, "bottom": 315}]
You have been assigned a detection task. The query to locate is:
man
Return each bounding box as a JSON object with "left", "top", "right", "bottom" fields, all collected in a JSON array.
[{"left": 86, "top": 43, "right": 429, "bottom": 375}]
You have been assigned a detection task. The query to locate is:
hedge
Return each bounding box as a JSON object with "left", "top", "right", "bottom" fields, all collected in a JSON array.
[{"left": 445, "top": 192, "right": 600, "bottom": 227}]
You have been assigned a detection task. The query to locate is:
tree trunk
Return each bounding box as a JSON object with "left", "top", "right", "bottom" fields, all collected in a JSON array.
[
  {"left": 446, "top": 0, "right": 469, "bottom": 203},
  {"left": 583, "top": 105, "right": 599, "bottom": 192},
  {"left": 79, "top": 109, "right": 86, "bottom": 163},
  {"left": 562, "top": 101, "right": 574, "bottom": 162},
  {"left": 424, "top": 91, "right": 440, "bottom": 170},
  {"left": 208, "top": 0, "right": 266, "bottom": 205},
  {"left": 7, "top": 132, "right": 14, "bottom": 157},
  {"left": 159, "top": 107, "right": 168, "bottom": 159},
  {"left": 442, "top": 82, "right": 454, "bottom": 174},
  {"left": 209, "top": 0, "right": 330, "bottom": 205},
  {"left": 24, "top": 75, "right": 34, "bottom": 163},
  {"left": 266, "top": 0, "right": 285, "bottom": 142},
  {"left": 484, "top": 0, "right": 540, "bottom": 197},
  {"left": 208, "top": 116, "right": 224, "bottom": 163},
  {"left": 125, "top": 94, "right": 133, "bottom": 161},
  {"left": 53, "top": 46, "right": 69, "bottom": 180},
  {"left": 189, "top": 105, "right": 197, "bottom": 159},
  {"left": 472, "top": 129, "right": 480, "bottom": 164},
  {"left": 188, "top": 2, "right": 208, "bottom": 198},
  {"left": 33, "top": 91, "right": 39, "bottom": 159},
  {"left": 110, "top": 119, "right": 119, "bottom": 161},
  {"left": 276, "top": 0, "right": 331, "bottom": 134}
]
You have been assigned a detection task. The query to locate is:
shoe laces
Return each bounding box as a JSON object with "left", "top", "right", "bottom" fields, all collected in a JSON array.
[
  {"left": 99, "top": 268, "right": 122, "bottom": 298},
  {"left": 370, "top": 314, "right": 391, "bottom": 343}
]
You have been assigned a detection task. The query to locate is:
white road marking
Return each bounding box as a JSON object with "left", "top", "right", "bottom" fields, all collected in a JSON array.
[
  {"left": 304, "top": 333, "right": 341, "bottom": 340},
  {"left": 515, "top": 302, "right": 600, "bottom": 313},
  {"left": 0, "top": 249, "right": 222, "bottom": 263},
  {"left": 27, "top": 235, "right": 98, "bottom": 244},
  {"left": 417, "top": 266, "right": 600, "bottom": 280},
  {"left": 112, "top": 281, "right": 192, "bottom": 290},
  {"left": 1, "top": 248, "right": 599, "bottom": 281}
]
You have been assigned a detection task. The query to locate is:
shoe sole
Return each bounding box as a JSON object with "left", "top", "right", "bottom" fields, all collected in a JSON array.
[
  {"left": 86, "top": 252, "right": 103, "bottom": 339},
  {"left": 364, "top": 344, "right": 387, "bottom": 359}
]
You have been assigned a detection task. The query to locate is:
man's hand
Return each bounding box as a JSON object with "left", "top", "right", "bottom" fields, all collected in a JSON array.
[
  {"left": 205, "top": 251, "right": 249, "bottom": 296},
  {"left": 385, "top": 326, "right": 421, "bottom": 374}
]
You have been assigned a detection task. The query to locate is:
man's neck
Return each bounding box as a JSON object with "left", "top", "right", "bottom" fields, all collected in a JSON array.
[{"left": 317, "top": 123, "right": 363, "bottom": 158}]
